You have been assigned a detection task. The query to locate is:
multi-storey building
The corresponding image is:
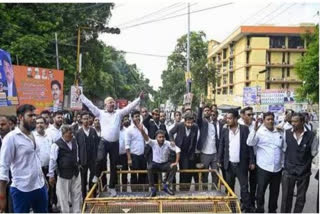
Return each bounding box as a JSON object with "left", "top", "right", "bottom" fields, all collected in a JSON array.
[{"left": 207, "top": 25, "right": 315, "bottom": 107}]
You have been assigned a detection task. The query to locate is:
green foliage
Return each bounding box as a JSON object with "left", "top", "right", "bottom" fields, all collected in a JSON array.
[
  {"left": 294, "top": 25, "right": 319, "bottom": 103},
  {"left": 0, "top": 3, "right": 154, "bottom": 105},
  {"left": 160, "top": 31, "right": 208, "bottom": 108}
]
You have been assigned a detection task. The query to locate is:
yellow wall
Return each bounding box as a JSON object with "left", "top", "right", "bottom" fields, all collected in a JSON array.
[{"left": 271, "top": 52, "right": 283, "bottom": 64}]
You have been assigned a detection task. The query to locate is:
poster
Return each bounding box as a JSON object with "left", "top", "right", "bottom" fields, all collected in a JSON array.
[
  {"left": 243, "top": 87, "right": 258, "bottom": 105},
  {"left": 268, "top": 105, "right": 285, "bottom": 113},
  {"left": 260, "top": 89, "right": 285, "bottom": 105},
  {"left": 0, "top": 49, "right": 19, "bottom": 106},
  {"left": 70, "top": 85, "right": 83, "bottom": 110},
  {"left": 116, "top": 99, "right": 128, "bottom": 109},
  {"left": 13, "top": 65, "right": 64, "bottom": 113},
  {"left": 283, "top": 89, "right": 295, "bottom": 103}
]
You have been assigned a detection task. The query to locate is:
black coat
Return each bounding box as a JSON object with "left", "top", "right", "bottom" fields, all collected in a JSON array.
[
  {"left": 218, "top": 124, "right": 254, "bottom": 171},
  {"left": 196, "top": 107, "right": 220, "bottom": 152},
  {"left": 143, "top": 114, "right": 169, "bottom": 140},
  {"left": 169, "top": 122, "right": 198, "bottom": 157},
  {"left": 75, "top": 127, "right": 99, "bottom": 166}
]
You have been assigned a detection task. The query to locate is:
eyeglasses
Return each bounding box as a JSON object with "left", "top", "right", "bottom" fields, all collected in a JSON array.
[{"left": 246, "top": 114, "right": 253, "bottom": 116}]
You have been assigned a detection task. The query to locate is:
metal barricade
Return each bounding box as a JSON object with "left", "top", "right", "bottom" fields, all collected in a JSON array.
[{"left": 82, "top": 169, "right": 241, "bottom": 213}]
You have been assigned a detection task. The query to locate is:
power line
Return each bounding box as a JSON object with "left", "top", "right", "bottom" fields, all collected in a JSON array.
[
  {"left": 121, "top": 2, "right": 233, "bottom": 30},
  {"left": 241, "top": 3, "right": 273, "bottom": 25},
  {"left": 116, "top": 2, "right": 185, "bottom": 27},
  {"left": 254, "top": 3, "right": 286, "bottom": 25},
  {"left": 123, "top": 51, "right": 169, "bottom": 58},
  {"left": 263, "top": 3, "right": 297, "bottom": 24}
]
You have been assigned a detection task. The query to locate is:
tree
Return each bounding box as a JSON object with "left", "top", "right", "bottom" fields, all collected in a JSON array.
[
  {"left": 160, "top": 31, "right": 208, "bottom": 108},
  {"left": 0, "top": 3, "right": 154, "bottom": 104},
  {"left": 294, "top": 25, "right": 319, "bottom": 103}
]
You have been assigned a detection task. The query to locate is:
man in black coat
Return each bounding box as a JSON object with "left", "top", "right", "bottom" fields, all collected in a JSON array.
[
  {"left": 218, "top": 109, "right": 255, "bottom": 212},
  {"left": 75, "top": 111, "right": 100, "bottom": 200},
  {"left": 197, "top": 100, "right": 219, "bottom": 190},
  {"left": 169, "top": 112, "right": 198, "bottom": 191}
]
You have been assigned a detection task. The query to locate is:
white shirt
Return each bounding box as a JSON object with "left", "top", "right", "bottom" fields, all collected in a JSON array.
[
  {"left": 34, "top": 131, "right": 54, "bottom": 167},
  {"left": 147, "top": 139, "right": 181, "bottom": 164},
  {"left": 283, "top": 127, "right": 319, "bottom": 157},
  {"left": 46, "top": 125, "right": 62, "bottom": 143},
  {"left": 238, "top": 118, "right": 254, "bottom": 132},
  {"left": 48, "top": 138, "right": 78, "bottom": 178},
  {"left": 247, "top": 125, "right": 283, "bottom": 172},
  {"left": 228, "top": 126, "right": 240, "bottom": 163},
  {"left": 119, "top": 127, "right": 128, "bottom": 155},
  {"left": 83, "top": 127, "right": 90, "bottom": 137},
  {"left": 0, "top": 128, "right": 45, "bottom": 192},
  {"left": 201, "top": 122, "right": 217, "bottom": 155},
  {"left": 185, "top": 127, "right": 191, "bottom": 137},
  {"left": 125, "top": 124, "right": 147, "bottom": 156},
  {"left": 80, "top": 94, "right": 140, "bottom": 142}
]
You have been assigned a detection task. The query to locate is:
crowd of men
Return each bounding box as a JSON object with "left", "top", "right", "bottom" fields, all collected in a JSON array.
[{"left": 0, "top": 89, "right": 318, "bottom": 213}]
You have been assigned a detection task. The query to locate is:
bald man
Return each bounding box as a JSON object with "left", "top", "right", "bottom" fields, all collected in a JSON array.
[{"left": 75, "top": 88, "right": 144, "bottom": 196}]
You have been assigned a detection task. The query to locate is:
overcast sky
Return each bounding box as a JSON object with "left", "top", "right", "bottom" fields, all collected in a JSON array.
[{"left": 99, "top": 0, "right": 319, "bottom": 90}]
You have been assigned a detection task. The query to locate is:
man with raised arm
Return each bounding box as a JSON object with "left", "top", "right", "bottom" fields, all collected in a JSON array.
[{"left": 75, "top": 88, "right": 144, "bottom": 196}]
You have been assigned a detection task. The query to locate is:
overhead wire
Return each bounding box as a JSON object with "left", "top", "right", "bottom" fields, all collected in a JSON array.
[
  {"left": 263, "top": 3, "right": 297, "bottom": 24},
  {"left": 120, "top": 2, "right": 233, "bottom": 30},
  {"left": 115, "top": 2, "right": 185, "bottom": 27},
  {"left": 254, "top": 3, "right": 286, "bottom": 25}
]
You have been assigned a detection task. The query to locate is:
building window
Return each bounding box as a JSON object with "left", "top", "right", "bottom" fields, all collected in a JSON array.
[
  {"left": 282, "top": 68, "right": 285, "bottom": 78},
  {"left": 247, "top": 36, "right": 250, "bottom": 47},
  {"left": 217, "top": 77, "right": 221, "bottom": 87},
  {"left": 230, "top": 43, "right": 234, "bottom": 55},
  {"left": 246, "top": 82, "right": 250, "bottom": 87},
  {"left": 270, "top": 36, "right": 285, "bottom": 48},
  {"left": 229, "top": 72, "right": 233, "bottom": 84},
  {"left": 266, "top": 69, "right": 270, "bottom": 80},
  {"left": 217, "top": 54, "right": 221, "bottom": 62},
  {"left": 288, "top": 36, "right": 304, "bottom": 48},
  {"left": 229, "top": 59, "right": 233, "bottom": 69},
  {"left": 223, "top": 75, "right": 227, "bottom": 85},
  {"left": 246, "top": 68, "right": 249, "bottom": 80},
  {"left": 286, "top": 83, "right": 289, "bottom": 88},
  {"left": 246, "top": 52, "right": 250, "bottom": 64},
  {"left": 223, "top": 49, "right": 227, "bottom": 59},
  {"left": 217, "top": 89, "right": 221, "bottom": 95},
  {"left": 281, "top": 83, "right": 285, "bottom": 88},
  {"left": 287, "top": 52, "right": 290, "bottom": 64},
  {"left": 229, "top": 86, "right": 233, "bottom": 95},
  {"left": 222, "top": 87, "right": 227, "bottom": 94},
  {"left": 287, "top": 68, "right": 290, "bottom": 77},
  {"left": 282, "top": 52, "right": 286, "bottom": 64},
  {"left": 267, "top": 83, "right": 270, "bottom": 89}
]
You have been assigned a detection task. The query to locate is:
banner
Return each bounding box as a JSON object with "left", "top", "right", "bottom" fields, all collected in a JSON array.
[
  {"left": 116, "top": 99, "right": 128, "bottom": 109},
  {"left": 268, "top": 104, "right": 285, "bottom": 113},
  {"left": 243, "top": 87, "right": 258, "bottom": 105},
  {"left": 260, "top": 89, "right": 284, "bottom": 105},
  {"left": 13, "top": 65, "right": 64, "bottom": 113},
  {"left": 0, "top": 49, "right": 19, "bottom": 106},
  {"left": 70, "top": 85, "right": 83, "bottom": 110}
]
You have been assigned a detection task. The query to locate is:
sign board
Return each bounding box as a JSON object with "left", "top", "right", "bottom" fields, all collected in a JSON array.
[
  {"left": 70, "top": 85, "right": 83, "bottom": 110},
  {"left": 268, "top": 104, "right": 285, "bottom": 113},
  {"left": 0, "top": 49, "right": 19, "bottom": 106},
  {"left": 243, "top": 87, "right": 258, "bottom": 105},
  {"left": 13, "top": 65, "right": 64, "bottom": 113}
]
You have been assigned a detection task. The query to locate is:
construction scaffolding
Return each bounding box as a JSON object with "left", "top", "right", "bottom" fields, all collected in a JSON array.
[{"left": 82, "top": 169, "right": 241, "bottom": 213}]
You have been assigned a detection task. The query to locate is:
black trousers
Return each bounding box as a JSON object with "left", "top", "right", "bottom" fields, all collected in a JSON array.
[
  {"left": 80, "top": 161, "right": 96, "bottom": 200},
  {"left": 130, "top": 154, "right": 147, "bottom": 191},
  {"left": 280, "top": 171, "right": 310, "bottom": 213},
  {"left": 148, "top": 161, "right": 177, "bottom": 187},
  {"left": 118, "top": 154, "right": 128, "bottom": 190},
  {"left": 179, "top": 153, "right": 198, "bottom": 191},
  {"left": 99, "top": 139, "right": 119, "bottom": 189},
  {"left": 256, "top": 166, "right": 282, "bottom": 213},
  {"left": 249, "top": 167, "right": 257, "bottom": 207},
  {"left": 225, "top": 162, "right": 251, "bottom": 211}
]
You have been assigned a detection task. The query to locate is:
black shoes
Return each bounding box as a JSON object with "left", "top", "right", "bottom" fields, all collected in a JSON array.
[
  {"left": 163, "top": 184, "right": 175, "bottom": 195},
  {"left": 148, "top": 187, "right": 157, "bottom": 197}
]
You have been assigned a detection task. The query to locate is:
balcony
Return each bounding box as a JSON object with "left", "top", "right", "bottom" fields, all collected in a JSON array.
[
  {"left": 222, "top": 58, "right": 228, "bottom": 63},
  {"left": 267, "top": 47, "right": 305, "bottom": 53},
  {"left": 245, "top": 46, "right": 251, "bottom": 52},
  {"left": 216, "top": 61, "right": 222, "bottom": 66},
  {"left": 266, "top": 78, "right": 302, "bottom": 83},
  {"left": 229, "top": 67, "right": 234, "bottom": 72},
  {"left": 266, "top": 63, "right": 295, "bottom": 68},
  {"left": 229, "top": 52, "right": 234, "bottom": 59}
]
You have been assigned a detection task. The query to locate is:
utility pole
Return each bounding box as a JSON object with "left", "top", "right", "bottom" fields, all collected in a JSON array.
[
  {"left": 186, "top": 2, "right": 191, "bottom": 93},
  {"left": 55, "top": 33, "right": 60, "bottom": 70}
]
